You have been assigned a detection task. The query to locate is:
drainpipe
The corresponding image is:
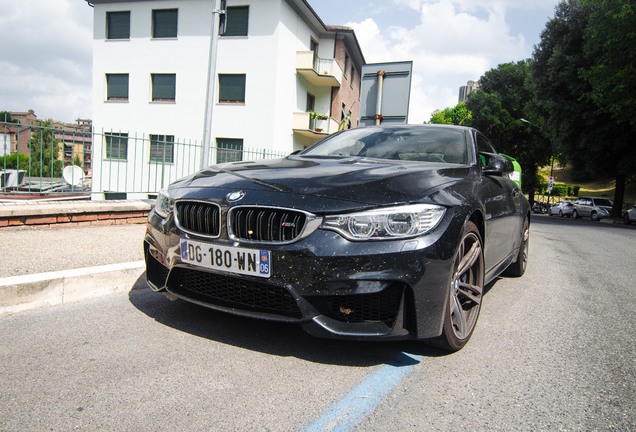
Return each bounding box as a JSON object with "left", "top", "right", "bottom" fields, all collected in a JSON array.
[
  {"left": 375, "top": 70, "right": 386, "bottom": 126},
  {"left": 201, "top": 0, "right": 225, "bottom": 168}
]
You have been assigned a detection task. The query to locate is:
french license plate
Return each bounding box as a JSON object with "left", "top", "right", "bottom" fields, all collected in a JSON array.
[{"left": 179, "top": 239, "right": 271, "bottom": 278}]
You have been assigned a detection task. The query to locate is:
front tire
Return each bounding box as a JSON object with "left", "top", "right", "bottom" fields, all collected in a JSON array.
[
  {"left": 429, "top": 221, "right": 484, "bottom": 352},
  {"left": 591, "top": 211, "right": 599, "bottom": 222},
  {"left": 573, "top": 209, "right": 579, "bottom": 219}
]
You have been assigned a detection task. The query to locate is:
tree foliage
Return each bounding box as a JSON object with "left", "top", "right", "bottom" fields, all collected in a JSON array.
[
  {"left": 467, "top": 61, "right": 551, "bottom": 202},
  {"left": 28, "top": 120, "right": 63, "bottom": 178},
  {"left": 1, "top": 153, "right": 30, "bottom": 171},
  {"left": 1, "top": 111, "right": 19, "bottom": 124},
  {"left": 582, "top": 0, "right": 636, "bottom": 129},
  {"left": 429, "top": 102, "right": 472, "bottom": 126},
  {"left": 530, "top": 0, "right": 636, "bottom": 215}
]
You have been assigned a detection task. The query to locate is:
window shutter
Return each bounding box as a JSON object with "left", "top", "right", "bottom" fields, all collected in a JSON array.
[
  {"left": 107, "top": 74, "right": 129, "bottom": 99},
  {"left": 216, "top": 138, "right": 243, "bottom": 163},
  {"left": 153, "top": 9, "right": 178, "bottom": 38},
  {"left": 107, "top": 11, "right": 130, "bottom": 39},
  {"left": 224, "top": 7, "right": 249, "bottom": 36},
  {"left": 152, "top": 74, "right": 176, "bottom": 101},
  {"left": 219, "top": 74, "right": 246, "bottom": 102}
]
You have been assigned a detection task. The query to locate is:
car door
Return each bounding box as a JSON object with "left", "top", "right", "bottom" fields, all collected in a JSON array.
[{"left": 474, "top": 132, "right": 520, "bottom": 272}]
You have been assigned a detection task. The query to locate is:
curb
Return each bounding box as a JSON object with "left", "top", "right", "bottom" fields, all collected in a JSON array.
[{"left": 0, "top": 261, "right": 145, "bottom": 314}]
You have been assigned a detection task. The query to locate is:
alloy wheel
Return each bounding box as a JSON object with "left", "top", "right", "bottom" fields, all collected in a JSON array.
[{"left": 449, "top": 230, "right": 484, "bottom": 340}]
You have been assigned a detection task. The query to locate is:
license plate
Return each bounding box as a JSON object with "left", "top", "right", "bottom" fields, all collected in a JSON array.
[{"left": 179, "top": 239, "right": 271, "bottom": 278}]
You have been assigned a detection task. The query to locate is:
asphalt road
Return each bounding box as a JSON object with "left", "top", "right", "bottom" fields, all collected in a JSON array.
[{"left": 1, "top": 215, "right": 634, "bottom": 431}]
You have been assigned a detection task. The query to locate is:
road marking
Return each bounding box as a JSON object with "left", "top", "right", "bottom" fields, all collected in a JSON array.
[{"left": 304, "top": 352, "right": 422, "bottom": 432}]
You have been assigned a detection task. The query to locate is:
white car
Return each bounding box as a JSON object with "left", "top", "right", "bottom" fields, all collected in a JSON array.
[{"left": 623, "top": 205, "right": 636, "bottom": 225}]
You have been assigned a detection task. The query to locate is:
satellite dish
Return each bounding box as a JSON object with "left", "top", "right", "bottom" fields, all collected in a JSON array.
[{"left": 62, "top": 165, "right": 85, "bottom": 187}]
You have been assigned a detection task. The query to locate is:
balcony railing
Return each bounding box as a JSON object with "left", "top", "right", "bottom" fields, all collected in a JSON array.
[
  {"left": 292, "top": 112, "right": 339, "bottom": 139},
  {"left": 296, "top": 51, "right": 342, "bottom": 87}
]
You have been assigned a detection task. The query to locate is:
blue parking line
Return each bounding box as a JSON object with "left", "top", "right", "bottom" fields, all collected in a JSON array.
[{"left": 304, "top": 352, "right": 422, "bottom": 432}]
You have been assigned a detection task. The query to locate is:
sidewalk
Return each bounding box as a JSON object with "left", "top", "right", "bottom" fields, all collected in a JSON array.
[{"left": 0, "top": 200, "right": 153, "bottom": 314}]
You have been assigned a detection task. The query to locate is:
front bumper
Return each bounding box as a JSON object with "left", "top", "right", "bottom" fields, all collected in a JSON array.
[{"left": 144, "top": 210, "right": 459, "bottom": 341}]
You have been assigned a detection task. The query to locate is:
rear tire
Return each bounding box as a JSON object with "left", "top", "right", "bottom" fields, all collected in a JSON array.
[
  {"left": 428, "top": 221, "right": 484, "bottom": 352},
  {"left": 503, "top": 217, "right": 529, "bottom": 278}
]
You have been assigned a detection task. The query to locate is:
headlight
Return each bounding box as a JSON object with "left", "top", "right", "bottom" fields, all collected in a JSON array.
[
  {"left": 154, "top": 188, "right": 173, "bottom": 219},
  {"left": 322, "top": 204, "right": 446, "bottom": 241}
]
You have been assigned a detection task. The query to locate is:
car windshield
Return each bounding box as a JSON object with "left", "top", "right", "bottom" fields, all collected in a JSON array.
[{"left": 301, "top": 127, "right": 468, "bottom": 164}]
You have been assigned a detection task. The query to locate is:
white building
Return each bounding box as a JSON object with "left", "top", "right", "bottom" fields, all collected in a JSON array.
[{"left": 86, "top": 0, "right": 365, "bottom": 199}]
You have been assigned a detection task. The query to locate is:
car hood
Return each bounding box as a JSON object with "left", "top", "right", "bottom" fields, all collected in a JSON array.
[{"left": 169, "top": 156, "right": 469, "bottom": 210}]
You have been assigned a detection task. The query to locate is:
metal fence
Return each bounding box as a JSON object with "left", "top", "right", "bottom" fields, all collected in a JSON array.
[{"left": 1, "top": 121, "right": 288, "bottom": 201}]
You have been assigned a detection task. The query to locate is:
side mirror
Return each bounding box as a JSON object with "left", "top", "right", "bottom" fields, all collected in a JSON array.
[{"left": 483, "top": 154, "right": 514, "bottom": 176}]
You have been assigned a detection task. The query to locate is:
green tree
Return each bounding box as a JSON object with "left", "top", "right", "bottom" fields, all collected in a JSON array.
[
  {"left": 1, "top": 153, "right": 30, "bottom": 171},
  {"left": 29, "top": 120, "right": 63, "bottom": 178},
  {"left": 582, "top": 0, "right": 636, "bottom": 129},
  {"left": 429, "top": 102, "right": 472, "bottom": 126},
  {"left": 467, "top": 61, "right": 551, "bottom": 203},
  {"left": 531, "top": 0, "right": 635, "bottom": 216},
  {"left": 1, "top": 111, "right": 19, "bottom": 124}
]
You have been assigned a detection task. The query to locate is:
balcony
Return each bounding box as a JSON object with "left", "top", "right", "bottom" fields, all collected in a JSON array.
[
  {"left": 292, "top": 112, "right": 339, "bottom": 139},
  {"left": 296, "top": 51, "right": 342, "bottom": 87}
]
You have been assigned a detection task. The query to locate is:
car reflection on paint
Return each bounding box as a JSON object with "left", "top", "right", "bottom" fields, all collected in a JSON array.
[{"left": 144, "top": 124, "right": 530, "bottom": 351}]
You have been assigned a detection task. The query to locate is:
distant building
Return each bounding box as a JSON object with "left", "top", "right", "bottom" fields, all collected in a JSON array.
[
  {"left": 1, "top": 110, "right": 93, "bottom": 174},
  {"left": 458, "top": 80, "right": 480, "bottom": 103},
  {"left": 1, "top": 110, "right": 38, "bottom": 156}
]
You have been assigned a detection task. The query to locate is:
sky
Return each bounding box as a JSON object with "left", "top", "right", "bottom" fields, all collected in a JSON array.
[{"left": 0, "top": 0, "right": 560, "bottom": 124}]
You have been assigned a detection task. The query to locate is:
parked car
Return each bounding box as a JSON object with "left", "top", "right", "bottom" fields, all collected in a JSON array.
[
  {"left": 549, "top": 200, "right": 574, "bottom": 217},
  {"left": 623, "top": 205, "right": 636, "bottom": 225},
  {"left": 144, "top": 124, "right": 530, "bottom": 352},
  {"left": 572, "top": 197, "right": 613, "bottom": 221}
]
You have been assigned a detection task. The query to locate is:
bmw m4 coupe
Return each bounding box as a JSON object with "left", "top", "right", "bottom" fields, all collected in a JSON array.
[{"left": 144, "top": 124, "right": 530, "bottom": 351}]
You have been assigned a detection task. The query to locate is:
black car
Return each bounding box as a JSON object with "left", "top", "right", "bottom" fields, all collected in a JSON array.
[{"left": 144, "top": 124, "right": 530, "bottom": 351}]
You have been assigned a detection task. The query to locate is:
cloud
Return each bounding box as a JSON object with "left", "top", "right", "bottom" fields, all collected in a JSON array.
[
  {"left": 347, "top": 0, "right": 548, "bottom": 122},
  {"left": 0, "top": 0, "right": 93, "bottom": 122}
]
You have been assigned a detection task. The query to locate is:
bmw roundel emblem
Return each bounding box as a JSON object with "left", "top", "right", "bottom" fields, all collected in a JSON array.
[{"left": 226, "top": 190, "right": 245, "bottom": 203}]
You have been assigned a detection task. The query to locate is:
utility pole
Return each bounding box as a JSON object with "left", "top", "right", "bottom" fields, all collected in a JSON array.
[{"left": 201, "top": 0, "right": 225, "bottom": 169}]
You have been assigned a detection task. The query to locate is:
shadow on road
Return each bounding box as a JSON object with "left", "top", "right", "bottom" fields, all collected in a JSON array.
[{"left": 128, "top": 275, "right": 454, "bottom": 366}]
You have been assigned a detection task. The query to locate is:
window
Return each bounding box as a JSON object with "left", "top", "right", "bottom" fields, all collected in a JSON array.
[
  {"left": 151, "top": 74, "right": 176, "bottom": 102},
  {"left": 223, "top": 6, "right": 249, "bottom": 36},
  {"left": 216, "top": 138, "right": 243, "bottom": 163},
  {"left": 106, "top": 74, "right": 129, "bottom": 101},
  {"left": 306, "top": 93, "right": 315, "bottom": 112},
  {"left": 106, "top": 11, "right": 130, "bottom": 39},
  {"left": 105, "top": 133, "right": 128, "bottom": 160},
  {"left": 218, "top": 74, "right": 246, "bottom": 103},
  {"left": 152, "top": 9, "right": 178, "bottom": 38},
  {"left": 351, "top": 65, "right": 356, "bottom": 88},
  {"left": 344, "top": 53, "right": 350, "bottom": 77},
  {"left": 149, "top": 135, "right": 174, "bottom": 163}
]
